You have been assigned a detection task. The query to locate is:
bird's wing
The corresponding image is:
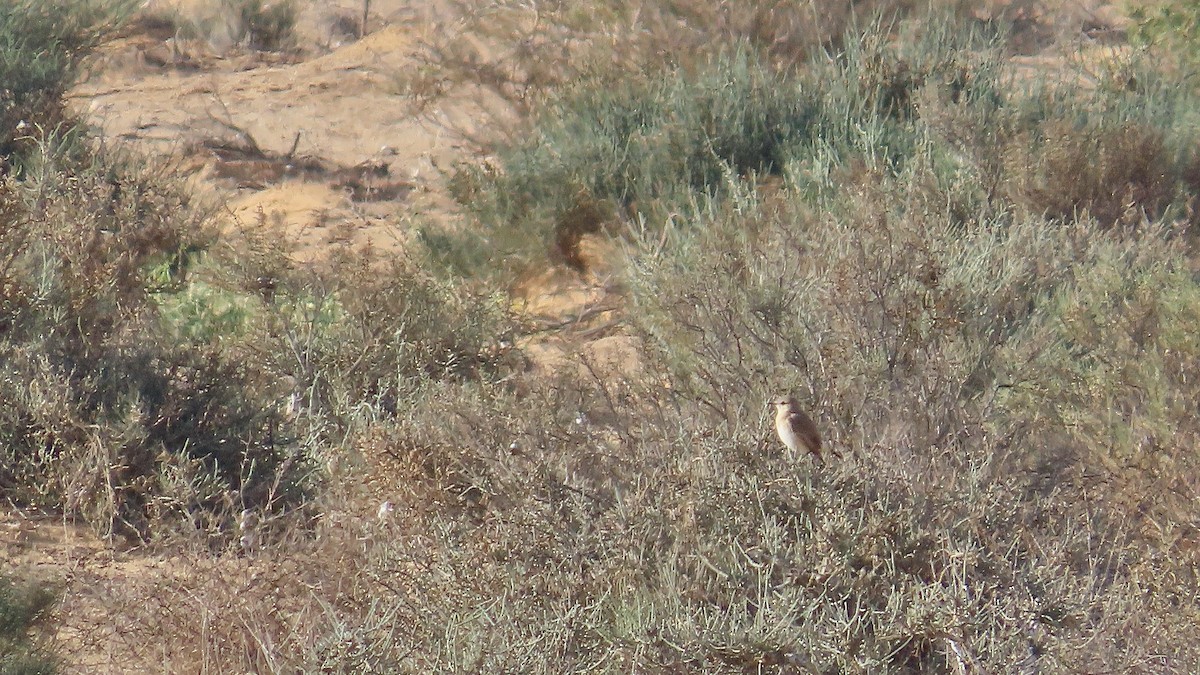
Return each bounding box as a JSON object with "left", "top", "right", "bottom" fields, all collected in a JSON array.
[{"left": 790, "top": 411, "right": 822, "bottom": 453}]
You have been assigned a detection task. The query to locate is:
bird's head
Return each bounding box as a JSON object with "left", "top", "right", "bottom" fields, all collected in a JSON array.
[{"left": 769, "top": 395, "right": 798, "bottom": 411}]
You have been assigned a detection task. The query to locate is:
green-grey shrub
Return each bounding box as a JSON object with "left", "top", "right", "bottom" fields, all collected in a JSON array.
[
  {"left": 445, "top": 12, "right": 1200, "bottom": 278},
  {"left": 447, "top": 49, "right": 821, "bottom": 272},
  {"left": 0, "top": 1, "right": 138, "bottom": 171},
  {"left": 252, "top": 247, "right": 518, "bottom": 436},
  {"left": 619, "top": 156, "right": 1200, "bottom": 671}
]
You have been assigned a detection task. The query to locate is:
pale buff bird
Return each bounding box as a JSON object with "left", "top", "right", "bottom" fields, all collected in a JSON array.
[{"left": 769, "top": 395, "right": 830, "bottom": 460}]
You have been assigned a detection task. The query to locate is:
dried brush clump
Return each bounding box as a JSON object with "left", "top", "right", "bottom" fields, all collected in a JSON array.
[
  {"left": 620, "top": 162, "right": 1200, "bottom": 671},
  {"left": 1002, "top": 118, "right": 1175, "bottom": 225},
  {"left": 0, "top": 143, "right": 307, "bottom": 543}
]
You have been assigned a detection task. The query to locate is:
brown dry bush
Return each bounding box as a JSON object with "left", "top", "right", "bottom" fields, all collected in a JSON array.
[
  {"left": 0, "top": 142, "right": 308, "bottom": 543},
  {"left": 1002, "top": 118, "right": 1176, "bottom": 225},
  {"left": 620, "top": 162, "right": 1200, "bottom": 670}
]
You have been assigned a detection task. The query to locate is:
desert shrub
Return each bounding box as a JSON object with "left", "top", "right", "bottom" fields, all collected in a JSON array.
[
  {"left": 0, "top": 143, "right": 309, "bottom": 541},
  {"left": 0, "top": 574, "right": 57, "bottom": 675},
  {"left": 287, "top": 334, "right": 1200, "bottom": 671},
  {"left": 0, "top": 147, "right": 517, "bottom": 544},
  {"left": 76, "top": 348, "right": 1200, "bottom": 672},
  {"left": 615, "top": 163, "right": 1200, "bottom": 669},
  {"left": 997, "top": 66, "right": 1200, "bottom": 225},
  {"left": 786, "top": 15, "right": 1010, "bottom": 224},
  {"left": 1002, "top": 118, "right": 1170, "bottom": 224},
  {"left": 447, "top": 9, "right": 1200, "bottom": 281},
  {"left": 792, "top": 16, "right": 1197, "bottom": 230},
  {"left": 446, "top": 49, "right": 820, "bottom": 273},
  {"left": 44, "top": 253, "right": 521, "bottom": 669},
  {"left": 0, "top": 0, "right": 327, "bottom": 543},
  {"left": 829, "top": 17, "right": 1005, "bottom": 123},
  {"left": 55, "top": 537, "right": 361, "bottom": 672},
  {"left": 158, "top": 0, "right": 299, "bottom": 54},
  {"left": 267, "top": 143, "right": 1200, "bottom": 671},
  {"left": 442, "top": 14, "right": 1015, "bottom": 276},
  {"left": 0, "top": 1, "right": 137, "bottom": 171},
  {"left": 993, "top": 222, "right": 1200, "bottom": 535},
  {"left": 208, "top": 227, "right": 520, "bottom": 462}
]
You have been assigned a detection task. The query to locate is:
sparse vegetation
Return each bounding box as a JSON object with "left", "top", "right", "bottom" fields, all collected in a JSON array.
[
  {"left": 6, "top": 1, "right": 1200, "bottom": 673},
  {"left": 407, "top": 0, "right": 973, "bottom": 115},
  {"left": 0, "top": 1, "right": 309, "bottom": 544},
  {"left": 442, "top": 48, "right": 820, "bottom": 273}
]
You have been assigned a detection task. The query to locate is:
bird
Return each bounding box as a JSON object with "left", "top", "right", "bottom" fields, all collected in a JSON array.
[
  {"left": 377, "top": 500, "right": 395, "bottom": 522},
  {"left": 238, "top": 508, "right": 260, "bottom": 554},
  {"left": 769, "top": 395, "right": 828, "bottom": 460}
]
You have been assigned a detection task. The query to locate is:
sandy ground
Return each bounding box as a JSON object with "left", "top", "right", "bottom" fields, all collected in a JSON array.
[{"left": 72, "top": 0, "right": 516, "bottom": 259}]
